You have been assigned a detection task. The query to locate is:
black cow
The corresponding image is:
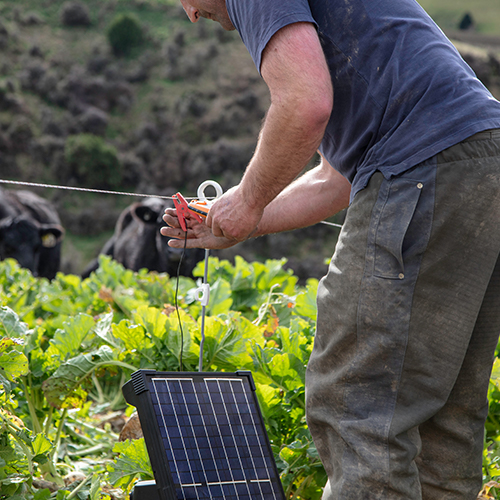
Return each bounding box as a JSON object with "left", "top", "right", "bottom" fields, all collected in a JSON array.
[
  {"left": 82, "top": 197, "right": 205, "bottom": 278},
  {"left": 0, "top": 188, "right": 65, "bottom": 279}
]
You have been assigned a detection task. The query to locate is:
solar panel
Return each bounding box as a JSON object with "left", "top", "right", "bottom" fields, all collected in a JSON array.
[{"left": 122, "top": 370, "right": 286, "bottom": 500}]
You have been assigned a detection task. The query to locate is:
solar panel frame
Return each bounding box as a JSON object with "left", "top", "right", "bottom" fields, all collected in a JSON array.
[{"left": 122, "top": 369, "right": 286, "bottom": 500}]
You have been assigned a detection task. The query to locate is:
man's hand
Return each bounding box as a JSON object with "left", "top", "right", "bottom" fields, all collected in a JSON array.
[
  {"left": 205, "top": 186, "right": 263, "bottom": 241},
  {"left": 161, "top": 208, "right": 237, "bottom": 250}
]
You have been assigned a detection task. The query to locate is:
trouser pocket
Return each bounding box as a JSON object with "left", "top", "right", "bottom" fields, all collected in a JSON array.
[{"left": 372, "top": 177, "right": 425, "bottom": 279}]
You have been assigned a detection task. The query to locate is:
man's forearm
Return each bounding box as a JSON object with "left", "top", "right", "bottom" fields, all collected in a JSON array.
[
  {"left": 239, "top": 99, "right": 330, "bottom": 212},
  {"left": 254, "top": 159, "right": 351, "bottom": 237}
]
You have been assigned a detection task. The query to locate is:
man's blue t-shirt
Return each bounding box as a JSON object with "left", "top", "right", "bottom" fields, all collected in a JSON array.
[{"left": 226, "top": 0, "right": 500, "bottom": 199}]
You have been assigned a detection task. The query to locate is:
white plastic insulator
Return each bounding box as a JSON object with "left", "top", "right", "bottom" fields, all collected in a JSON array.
[
  {"left": 195, "top": 283, "right": 210, "bottom": 307},
  {"left": 197, "top": 180, "right": 223, "bottom": 201}
]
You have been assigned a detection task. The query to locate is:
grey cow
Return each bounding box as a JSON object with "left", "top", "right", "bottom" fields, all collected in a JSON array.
[
  {"left": 82, "top": 197, "right": 205, "bottom": 278},
  {"left": 0, "top": 188, "right": 65, "bottom": 280}
]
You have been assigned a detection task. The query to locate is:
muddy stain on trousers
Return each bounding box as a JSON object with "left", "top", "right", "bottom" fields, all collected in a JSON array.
[{"left": 306, "top": 130, "right": 500, "bottom": 500}]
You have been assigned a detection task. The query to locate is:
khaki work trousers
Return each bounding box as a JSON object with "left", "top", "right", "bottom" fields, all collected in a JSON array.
[{"left": 306, "top": 129, "right": 500, "bottom": 499}]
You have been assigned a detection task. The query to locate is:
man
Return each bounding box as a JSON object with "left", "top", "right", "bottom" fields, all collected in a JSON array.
[{"left": 161, "top": 0, "right": 500, "bottom": 498}]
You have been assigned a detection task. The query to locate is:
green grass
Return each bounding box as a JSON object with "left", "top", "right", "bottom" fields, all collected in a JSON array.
[
  {"left": 418, "top": 0, "right": 500, "bottom": 35},
  {"left": 62, "top": 230, "right": 114, "bottom": 272}
]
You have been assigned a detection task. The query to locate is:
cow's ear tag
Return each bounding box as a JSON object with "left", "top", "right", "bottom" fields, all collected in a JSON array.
[{"left": 42, "top": 233, "right": 57, "bottom": 248}]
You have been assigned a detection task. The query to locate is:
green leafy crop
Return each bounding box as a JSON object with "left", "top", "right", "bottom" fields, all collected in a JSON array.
[
  {"left": 0, "top": 256, "right": 326, "bottom": 499},
  {"left": 1, "top": 254, "right": 499, "bottom": 499}
]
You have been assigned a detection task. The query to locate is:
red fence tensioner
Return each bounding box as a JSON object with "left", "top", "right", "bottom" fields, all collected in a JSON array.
[{"left": 172, "top": 180, "right": 223, "bottom": 231}]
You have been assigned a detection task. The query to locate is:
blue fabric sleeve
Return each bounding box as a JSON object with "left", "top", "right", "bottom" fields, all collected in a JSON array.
[{"left": 226, "top": 0, "right": 317, "bottom": 73}]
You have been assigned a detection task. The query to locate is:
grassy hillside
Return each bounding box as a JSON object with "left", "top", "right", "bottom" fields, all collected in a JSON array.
[{"left": 0, "top": 0, "right": 280, "bottom": 273}]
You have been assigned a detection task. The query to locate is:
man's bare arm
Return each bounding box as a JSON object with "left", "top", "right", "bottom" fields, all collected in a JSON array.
[
  {"left": 161, "top": 155, "right": 351, "bottom": 249},
  {"left": 205, "top": 21, "right": 334, "bottom": 241},
  {"left": 254, "top": 155, "right": 350, "bottom": 236}
]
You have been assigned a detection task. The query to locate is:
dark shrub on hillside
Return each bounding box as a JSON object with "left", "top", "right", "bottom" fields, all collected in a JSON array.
[
  {"left": 107, "top": 14, "right": 144, "bottom": 57},
  {"left": 8, "top": 117, "right": 35, "bottom": 152},
  {"left": 60, "top": 1, "right": 91, "bottom": 27},
  {"left": 33, "top": 135, "right": 66, "bottom": 166},
  {"left": 64, "top": 134, "right": 122, "bottom": 188},
  {"left": 29, "top": 45, "right": 44, "bottom": 58},
  {"left": 21, "top": 11, "right": 45, "bottom": 26},
  {"left": 87, "top": 54, "right": 110, "bottom": 74},
  {"left": 119, "top": 152, "right": 143, "bottom": 186},
  {"left": 0, "top": 83, "right": 23, "bottom": 113},
  {"left": 0, "top": 20, "right": 8, "bottom": 37},
  {"left": 166, "top": 43, "right": 219, "bottom": 81},
  {"left": 489, "top": 54, "right": 500, "bottom": 77},
  {"left": 0, "top": 21, "right": 8, "bottom": 50},
  {"left": 458, "top": 12, "right": 474, "bottom": 31},
  {"left": 0, "top": 132, "right": 12, "bottom": 153},
  {"left": 188, "top": 138, "right": 253, "bottom": 180},
  {"left": 77, "top": 106, "right": 109, "bottom": 136},
  {"left": 19, "top": 60, "right": 47, "bottom": 92},
  {"left": 134, "top": 121, "right": 160, "bottom": 143},
  {"left": 175, "top": 91, "right": 208, "bottom": 119}
]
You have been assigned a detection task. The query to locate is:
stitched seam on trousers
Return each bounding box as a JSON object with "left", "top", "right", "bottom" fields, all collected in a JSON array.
[{"left": 338, "top": 176, "right": 389, "bottom": 498}]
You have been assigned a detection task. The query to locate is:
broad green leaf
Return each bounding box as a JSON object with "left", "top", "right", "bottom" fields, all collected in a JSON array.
[
  {"left": 32, "top": 434, "right": 52, "bottom": 456},
  {"left": 94, "top": 312, "right": 117, "bottom": 347},
  {"left": 33, "top": 489, "right": 52, "bottom": 500},
  {"left": 107, "top": 438, "right": 153, "bottom": 488},
  {"left": 0, "top": 307, "right": 30, "bottom": 338},
  {"left": 0, "top": 338, "right": 19, "bottom": 353},
  {"left": 22, "top": 325, "right": 46, "bottom": 357},
  {"left": 94, "top": 255, "right": 138, "bottom": 289},
  {"left": 255, "top": 382, "right": 281, "bottom": 415},
  {"left": 280, "top": 440, "right": 308, "bottom": 464},
  {"left": 45, "top": 314, "right": 95, "bottom": 363},
  {"left": 238, "top": 313, "right": 266, "bottom": 348},
  {"left": 251, "top": 344, "right": 280, "bottom": 385},
  {"left": 268, "top": 353, "right": 301, "bottom": 389},
  {"left": 112, "top": 320, "right": 151, "bottom": 351},
  {"left": 112, "top": 285, "right": 150, "bottom": 316},
  {"left": 491, "top": 358, "right": 500, "bottom": 384},
  {"left": 0, "top": 373, "right": 11, "bottom": 394},
  {"left": 207, "top": 278, "right": 233, "bottom": 316},
  {"left": 42, "top": 345, "right": 127, "bottom": 408},
  {"left": 254, "top": 258, "right": 298, "bottom": 295},
  {"left": 133, "top": 306, "right": 167, "bottom": 343},
  {"left": 231, "top": 256, "right": 255, "bottom": 291},
  {"left": 0, "top": 350, "right": 28, "bottom": 382},
  {"left": 0, "top": 432, "right": 21, "bottom": 470},
  {"left": 162, "top": 311, "right": 196, "bottom": 368},
  {"left": 201, "top": 314, "right": 258, "bottom": 370},
  {"left": 294, "top": 279, "right": 319, "bottom": 320},
  {"left": 193, "top": 256, "right": 235, "bottom": 284},
  {"left": 251, "top": 344, "right": 304, "bottom": 393},
  {"left": 89, "top": 473, "right": 103, "bottom": 500},
  {"left": 279, "top": 323, "right": 310, "bottom": 366}
]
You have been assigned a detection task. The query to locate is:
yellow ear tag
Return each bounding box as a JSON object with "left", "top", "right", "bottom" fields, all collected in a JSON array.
[{"left": 42, "top": 233, "right": 57, "bottom": 248}]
